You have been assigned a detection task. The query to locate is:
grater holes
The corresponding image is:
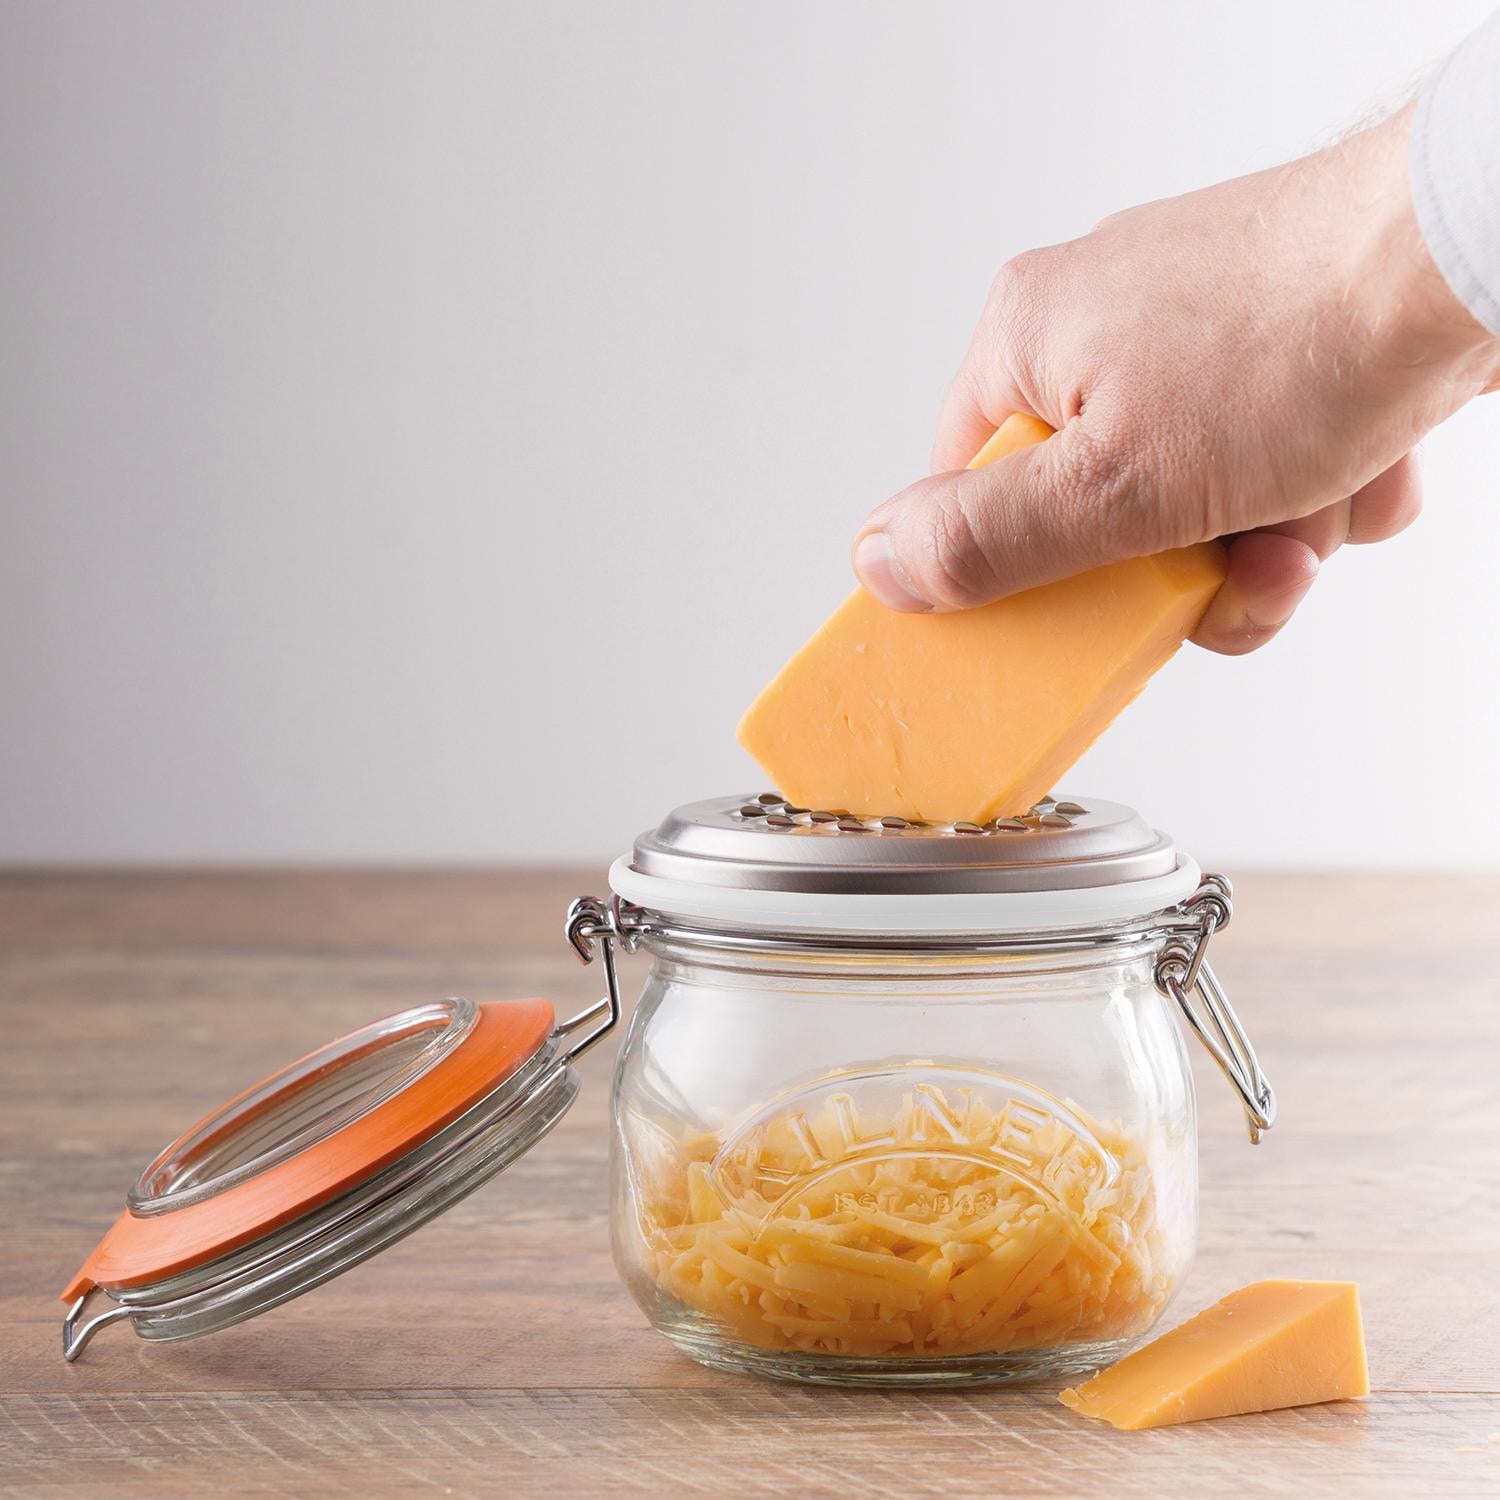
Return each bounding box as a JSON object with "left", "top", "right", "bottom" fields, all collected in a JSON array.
[{"left": 731, "top": 794, "right": 1087, "bottom": 835}]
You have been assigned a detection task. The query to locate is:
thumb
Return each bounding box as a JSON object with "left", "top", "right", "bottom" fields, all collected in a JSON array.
[{"left": 852, "top": 418, "right": 1155, "bottom": 611}]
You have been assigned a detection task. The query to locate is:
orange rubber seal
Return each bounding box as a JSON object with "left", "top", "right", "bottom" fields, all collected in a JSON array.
[{"left": 62, "top": 997, "right": 555, "bottom": 1300}]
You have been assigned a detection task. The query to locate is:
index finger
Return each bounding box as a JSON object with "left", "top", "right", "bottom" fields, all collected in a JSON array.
[
  {"left": 930, "top": 294, "right": 1034, "bottom": 471},
  {"left": 932, "top": 365, "right": 1013, "bottom": 472}
]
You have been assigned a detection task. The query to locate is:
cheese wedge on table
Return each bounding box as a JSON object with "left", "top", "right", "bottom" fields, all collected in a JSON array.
[
  {"left": 1058, "top": 1280, "right": 1370, "bottom": 1430},
  {"left": 737, "top": 415, "right": 1226, "bottom": 824}
]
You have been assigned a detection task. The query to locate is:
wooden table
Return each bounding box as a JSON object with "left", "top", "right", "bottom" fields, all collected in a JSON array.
[{"left": 2, "top": 869, "right": 1497, "bottom": 1498}]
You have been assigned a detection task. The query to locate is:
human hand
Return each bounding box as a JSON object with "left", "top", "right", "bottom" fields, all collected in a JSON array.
[{"left": 853, "top": 105, "right": 1500, "bottom": 653}]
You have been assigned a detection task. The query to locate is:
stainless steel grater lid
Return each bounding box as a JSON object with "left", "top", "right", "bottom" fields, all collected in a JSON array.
[
  {"left": 609, "top": 791, "right": 1203, "bottom": 936},
  {"left": 627, "top": 792, "right": 1179, "bottom": 896}
]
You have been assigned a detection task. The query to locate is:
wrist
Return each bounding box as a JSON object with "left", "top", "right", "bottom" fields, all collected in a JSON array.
[{"left": 1356, "top": 105, "right": 1500, "bottom": 387}]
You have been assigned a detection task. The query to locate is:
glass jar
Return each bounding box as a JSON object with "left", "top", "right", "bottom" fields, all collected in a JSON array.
[
  {"left": 60, "top": 789, "right": 1272, "bottom": 1386},
  {"left": 597, "top": 791, "right": 1274, "bottom": 1387}
]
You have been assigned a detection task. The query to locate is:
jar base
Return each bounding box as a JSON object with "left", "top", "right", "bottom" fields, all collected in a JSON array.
[{"left": 656, "top": 1318, "right": 1134, "bottom": 1389}]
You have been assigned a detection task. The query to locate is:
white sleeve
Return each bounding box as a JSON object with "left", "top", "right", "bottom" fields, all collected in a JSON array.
[{"left": 1410, "top": 10, "right": 1500, "bottom": 335}]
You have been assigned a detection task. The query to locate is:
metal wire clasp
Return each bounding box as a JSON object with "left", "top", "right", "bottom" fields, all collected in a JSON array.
[
  {"left": 62, "top": 1287, "right": 135, "bottom": 1363},
  {"left": 1155, "top": 875, "right": 1276, "bottom": 1145},
  {"left": 558, "top": 895, "right": 642, "bottom": 1060}
]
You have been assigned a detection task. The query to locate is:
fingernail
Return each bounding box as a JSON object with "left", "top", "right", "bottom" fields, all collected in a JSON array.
[
  {"left": 854, "top": 532, "right": 933, "bottom": 613},
  {"left": 1243, "top": 572, "right": 1317, "bottom": 632}
]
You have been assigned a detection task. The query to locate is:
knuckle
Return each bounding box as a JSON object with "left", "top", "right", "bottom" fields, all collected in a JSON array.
[
  {"left": 917, "top": 478, "right": 996, "bottom": 609},
  {"left": 1395, "top": 485, "right": 1424, "bottom": 530},
  {"left": 988, "top": 252, "right": 1033, "bottom": 305},
  {"left": 984, "top": 251, "right": 1047, "bottom": 344},
  {"left": 1351, "top": 487, "right": 1422, "bottom": 543}
]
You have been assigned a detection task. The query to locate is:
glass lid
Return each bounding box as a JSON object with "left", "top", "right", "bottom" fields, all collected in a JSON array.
[
  {"left": 60, "top": 991, "right": 611, "bottom": 1361},
  {"left": 128, "top": 998, "right": 480, "bottom": 1216}
]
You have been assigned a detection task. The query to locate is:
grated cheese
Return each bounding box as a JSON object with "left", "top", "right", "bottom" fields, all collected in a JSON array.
[{"left": 631, "top": 1080, "right": 1186, "bottom": 1359}]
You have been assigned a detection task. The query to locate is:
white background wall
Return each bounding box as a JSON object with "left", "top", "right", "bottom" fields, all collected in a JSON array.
[{"left": 3, "top": 0, "right": 1498, "bottom": 869}]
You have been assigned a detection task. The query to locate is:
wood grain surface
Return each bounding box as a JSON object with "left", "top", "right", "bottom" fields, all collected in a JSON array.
[{"left": 2, "top": 869, "right": 1498, "bottom": 1497}]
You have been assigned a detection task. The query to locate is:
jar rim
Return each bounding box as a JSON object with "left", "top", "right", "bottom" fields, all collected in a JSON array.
[{"left": 627, "top": 908, "right": 1190, "bottom": 959}]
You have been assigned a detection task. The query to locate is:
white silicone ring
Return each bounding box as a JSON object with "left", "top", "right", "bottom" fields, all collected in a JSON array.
[{"left": 608, "top": 853, "right": 1203, "bottom": 936}]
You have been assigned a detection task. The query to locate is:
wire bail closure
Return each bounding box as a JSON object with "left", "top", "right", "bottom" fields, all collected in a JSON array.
[
  {"left": 62, "top": 1287, "right": 134, "bottom": 1362},
  {"left": 1153, "top": 875, "right": 1276, "bottom": 1144},
  {"left": 560, "top": 895, "right": 640, "bottom": 1060}
]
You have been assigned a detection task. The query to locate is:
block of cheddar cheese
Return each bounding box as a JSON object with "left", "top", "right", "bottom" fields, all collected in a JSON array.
[
  {"left": 737, "top": 414, "right": 1226, "bottom": 824},
  {"left": 1058, "top": 1280, "right": 1370, "bottom": 1430}
]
